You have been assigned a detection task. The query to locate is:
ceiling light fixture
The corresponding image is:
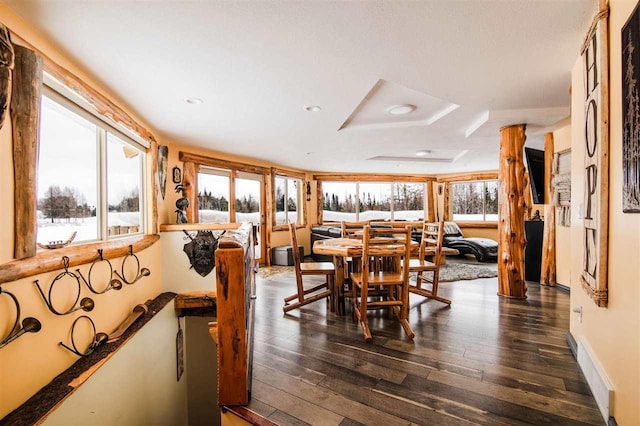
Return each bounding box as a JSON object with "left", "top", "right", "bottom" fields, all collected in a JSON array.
[
  {"left": 186, "top": 97, "right": 203, "bottom": 105},
  {"left": 304, "top": 105, "right": 321, "bottom": 112},
  {"left": 387, "top": 104, "right": 416, "bottom": 115},
  {"left": 415, "top": 150, "right": 431, "bottom": 156}
]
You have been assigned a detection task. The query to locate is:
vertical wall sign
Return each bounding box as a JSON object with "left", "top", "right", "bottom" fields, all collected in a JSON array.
[
  {"left": 622, "top": 2, "right": 640, "bottom": 213},
  {"left": 580, "top": 2, "right": 610, "bottom": 307}
]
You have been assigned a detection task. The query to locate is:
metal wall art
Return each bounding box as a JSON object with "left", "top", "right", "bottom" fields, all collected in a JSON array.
[
  {"left": 59, "top": 315, "right": 108, "bottom": 357},
  {"left": 158, "top": 145, "right": 169, "bottom": 200},
  {"left": 0, "top": 287, "right": 41, "bottom": 349},
  {"left": 622, "top": 2, "right": 640, "bottom": 213},
  {"left": 172, "top": 166, "right": 182, "bottom": 184},
  {"left": 34, "top": 256, "right": 95, "bottom": 315},
  {"left": 77, "top": 249, "right": 123, "bottom": 294},
  {"left": 182, "top": 230, "right": 226, "bottom": 277},
  {"left": 113, "top": 246, "right": 151, "bottom": 285},
  {"left": 175, "top": 184, "right": 189, "bottom": 224}
]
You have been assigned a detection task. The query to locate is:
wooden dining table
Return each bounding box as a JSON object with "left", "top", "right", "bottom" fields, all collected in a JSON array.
[
  {"left": 313, "top": 237, "right": 459, "bottom": 315},
  {"left": 313, "top": 237, "right": 419, "bottom": 315}
]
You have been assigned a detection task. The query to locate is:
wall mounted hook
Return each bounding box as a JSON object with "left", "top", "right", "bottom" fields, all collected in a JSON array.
[
  {"left": 113, "top": 247, "right": 150, "bottom": 285},
  {"left": 34, "top": 256, "right": 95, "bottom": 315},
  {"left": 0, "top": 287, "right": 41, "bottom": 349},
  {"left": 77, "top": 249, "right": 123, "bottom": 294},
  {"left": 59, "top": 315, "right": 108, "bottom": 357}
]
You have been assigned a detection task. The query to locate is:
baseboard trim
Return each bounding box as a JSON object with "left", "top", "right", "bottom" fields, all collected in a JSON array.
[
  {"left": 566, "top": 331, "right": 578, "bottom": 359},
  {"left": 556, "top": 283, "right": 570, "bottom": 293}
]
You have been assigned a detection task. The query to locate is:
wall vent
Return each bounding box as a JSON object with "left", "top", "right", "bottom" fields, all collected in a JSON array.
[{"left": 577, "top": 337, "right": 614, "bottom": 422}]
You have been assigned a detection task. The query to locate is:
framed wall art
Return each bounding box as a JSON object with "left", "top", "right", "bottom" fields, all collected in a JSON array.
[
  {"left": 580, "top": 2, "right": 609, "bottom": 307},
  {"left": 622, "top": 1, "right": 640, "bottom": 213}
]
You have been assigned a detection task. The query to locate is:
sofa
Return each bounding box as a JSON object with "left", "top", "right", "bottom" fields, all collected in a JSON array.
[{"left": 442, "top": 222, "right": 498, "bottom": 262}]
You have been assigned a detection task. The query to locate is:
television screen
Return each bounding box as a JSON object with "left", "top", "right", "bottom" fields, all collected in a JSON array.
[{"left": 524, "top": 148, "right": 545, "bottom": 204}]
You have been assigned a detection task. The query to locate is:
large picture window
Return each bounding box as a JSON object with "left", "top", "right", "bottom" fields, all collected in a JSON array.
[
  {"left": 322, "top": 181, "right": 425, "bottom": 222},
  {"left": 37, "top": 89, "right": 145, "bottom": 245},
  {"left": 451, "top": 180, "right": 498, "bottom": 222}
]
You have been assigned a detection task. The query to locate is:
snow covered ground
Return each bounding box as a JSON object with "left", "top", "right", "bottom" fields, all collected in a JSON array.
[{"left": 37, "top": 211, "right": 141, "bottom": 243}]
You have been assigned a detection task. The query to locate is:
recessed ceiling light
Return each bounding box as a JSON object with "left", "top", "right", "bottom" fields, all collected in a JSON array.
[
  {"left": 415, "top": 150, "right": 431, "bottom": 156},
  {"left": 387, "top": 104, "right": 416, "bottom": 115},
  {"left": 186, "top": 97, "right": 203, "bottom": 105},
  {"left": 304, "top": 105, "right": 321, "bottom": 112}
]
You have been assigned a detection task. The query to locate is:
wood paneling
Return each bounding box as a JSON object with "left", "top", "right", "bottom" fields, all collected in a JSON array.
[{"left": 11, "top": 44, "right": 42, "bottom": 259}]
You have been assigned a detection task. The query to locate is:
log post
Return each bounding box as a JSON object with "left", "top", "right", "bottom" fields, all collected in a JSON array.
[
  {"left": 442, "top": 183, "right": 450, "bottom": 221},
  {"left": 427, "top": 181, "right": 436, "bottom": 222},
  {"left": 182, "top": 161, "right": 197, "bottom": 223},
  {"left": 540, "top": 132, "right": 557, "bottom": 286},
  {"left": 0, "top": 24, "right": 14, "bottom": 129},
  {"left": 11, "top": 44, "right": 43, "bottom": 259},
  {"left": 498, "top": 124, "right": 527, "bottom": 299}
]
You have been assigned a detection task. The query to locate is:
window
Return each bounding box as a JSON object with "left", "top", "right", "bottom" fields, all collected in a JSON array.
[
  {"left": 359, "top": 183, "right": 392, "bottom": 221},
  {"left": 394, "top": 183, "right": 425, "bottom": 221},
  {"left": 274, "top": 175, "right": 302, "bottom": 225},
  {"left": 37, "top": 88, "right": 145, "bottom": 245},
  {"left": 322, "top": 182, "right": 357, "bottom": 222},
  {"left": 451, "top": 180, "right": 498, "bottom": 221},
  {"left": 198, "top": 168, "right": 230, "bottom": 223},
  {"left": 322, "top": 181, "right": 425, "bottom": 222}
]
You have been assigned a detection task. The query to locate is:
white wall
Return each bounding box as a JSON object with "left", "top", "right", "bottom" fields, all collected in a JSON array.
[{"left": 41, "top": 303, "right": 188, "bottom": 426}]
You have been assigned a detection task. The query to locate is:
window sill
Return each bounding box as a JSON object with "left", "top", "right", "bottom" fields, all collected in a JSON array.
[
  {"left": 455, "top": 221, "right": 498, "bottom": 229},
  {"left": 0, "top": 234, "right": 160, "bottom": 285}
]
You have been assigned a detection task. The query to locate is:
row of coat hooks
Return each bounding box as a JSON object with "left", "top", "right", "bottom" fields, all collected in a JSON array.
[{"left": 0, "top": 246, "right": 150, "bottom": 354}]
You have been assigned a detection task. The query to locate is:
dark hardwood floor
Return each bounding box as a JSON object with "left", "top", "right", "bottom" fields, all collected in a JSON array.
[{"left": 248, "top": 270, "right": 603, "bottom": 425}]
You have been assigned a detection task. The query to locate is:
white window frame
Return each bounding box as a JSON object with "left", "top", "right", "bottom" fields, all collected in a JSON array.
[
  {"left": 274, "top": 174, "right": 303, "bottom": 226},
  {"left": 450, "top": 179, "right": 499, "bottom": 222},
  {"left": 322, "top": 181, "right": 426, "bottom": 222},
  {"left": 39, "top": 82, "right": 147, "bottom": 243}
]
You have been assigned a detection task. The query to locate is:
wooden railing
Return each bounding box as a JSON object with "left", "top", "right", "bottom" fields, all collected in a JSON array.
[{"left": 209, "top": 222, "right": 256, "bottom": 406}]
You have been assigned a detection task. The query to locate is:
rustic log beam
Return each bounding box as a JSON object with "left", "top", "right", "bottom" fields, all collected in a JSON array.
[
  {"left": 11, "top": 44, "right": 42, "bottom": 259},
  {"left": 0, "top": 234, "right": 159, "bottom": 285},
  {"left": 427, "top": 181, "right": 436, "bottom": 222},
  {"left": 0, "top": 24, "right": 14, "bottom": 129},
  {"left": 541, "top": 132, "right": 557, "bottom": 286},
  {"left": 498, "top": 124, "right": 528, "bottom": 299},
  {"left": 436, "top": 171, "right": 499, "bottom": 182}
]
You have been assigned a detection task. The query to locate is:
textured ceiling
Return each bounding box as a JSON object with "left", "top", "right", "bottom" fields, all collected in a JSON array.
[{"left": 4, "top": 0, "right": 596, "bottom": 174}]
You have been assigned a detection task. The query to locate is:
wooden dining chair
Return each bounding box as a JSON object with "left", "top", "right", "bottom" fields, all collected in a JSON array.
[
  {"left": 408, "top": 220, "right": 451, "bottom": 305},
  {"left": 350, "top": 225, "right": 415, "bottom": 341},
  {"left": 341, "top": 220, "right": 370, "bottom": 238},
  {"left": 283, "top": 223, "right": 337, "bottom": 313}
]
